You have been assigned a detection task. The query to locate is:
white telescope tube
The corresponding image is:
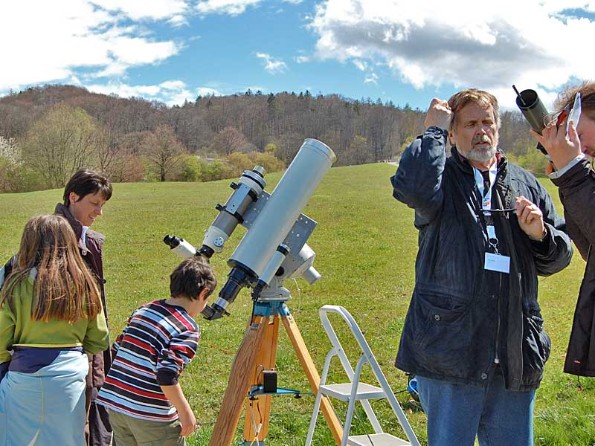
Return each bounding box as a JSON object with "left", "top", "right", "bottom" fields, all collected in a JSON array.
[{"left": 229, "top": 138, "right": 336, "bottom": 277}]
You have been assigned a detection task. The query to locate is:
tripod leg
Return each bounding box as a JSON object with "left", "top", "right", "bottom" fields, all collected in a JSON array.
[
  {"left": 242, "top": 315, "right": 280, "bottom": 443},
  {"left": 209, "top": 316, "right": 270, "bottom": 446},
  {"left": 281, "top": 311, "right": 344, "bottom": 445}
]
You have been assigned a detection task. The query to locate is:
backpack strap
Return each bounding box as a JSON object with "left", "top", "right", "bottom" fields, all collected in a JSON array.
[{"left": 0, "top": 256, "right": 15, "bottom": 289}]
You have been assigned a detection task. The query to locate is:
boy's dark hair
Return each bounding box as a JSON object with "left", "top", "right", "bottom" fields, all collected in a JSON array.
[
  {"left": 63, "top": 169, "right": 113, "bottom": 206},
  {"left": 170, "top": 257, "right": 217, "bottom": 300}
]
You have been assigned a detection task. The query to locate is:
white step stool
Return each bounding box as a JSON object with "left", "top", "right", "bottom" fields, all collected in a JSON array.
[{"left": 305, "top": 305, "right": 420, "bottom": 446}]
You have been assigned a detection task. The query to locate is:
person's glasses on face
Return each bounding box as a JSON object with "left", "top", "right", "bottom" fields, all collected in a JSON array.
[
  {"left": 543, "top": 104, "right": 571, "bottom": 128},
  {"left": 543, "top": 93, "right": 582, "bottom": 130}
]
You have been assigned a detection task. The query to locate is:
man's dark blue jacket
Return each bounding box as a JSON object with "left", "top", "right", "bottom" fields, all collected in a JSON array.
[{"left": 391, "top": 127, "right": 573, "bottom": 391}]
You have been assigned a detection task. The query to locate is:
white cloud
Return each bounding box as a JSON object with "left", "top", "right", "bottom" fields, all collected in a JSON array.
[
  {"left": 295, "top": 55, "right": 310, "bottom": 63},
  {"left": 0, "top": 1, "right": 262, "bottom": 105},
  {"left": 92, "top": 0, "right": 190, "bottom": 23},
  {"left": 256, "top": 52, "right": 288, "bottom": 74},
  {"left": 87, "top": 80, "right": 193, "bottom": 106},
  {"left": 3, "top": 0, "right": 591, "bottom": 110},
  {"left": 352, "top": 60, "right": 367, "bottom": 72},
  {"left": 195, "top": 0, "right": 261, "bottom": 16},
  {"left": 308, "top": 0, "right": 595, "bottom": 108},
  {"left": 364, "top": 72, "right": 378, "bottom": 85},
  {"left": 0, "top": 0, "right": 181, "bottom": 93}
]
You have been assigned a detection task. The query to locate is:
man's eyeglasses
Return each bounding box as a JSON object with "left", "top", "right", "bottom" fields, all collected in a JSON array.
[{"left": 483, "top": 208, "right": 516, "bottom": 214}]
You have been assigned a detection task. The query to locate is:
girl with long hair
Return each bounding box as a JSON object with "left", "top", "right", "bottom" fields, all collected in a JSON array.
[{"left": 0, "top": 214, "right": 109, "bottom": 446}]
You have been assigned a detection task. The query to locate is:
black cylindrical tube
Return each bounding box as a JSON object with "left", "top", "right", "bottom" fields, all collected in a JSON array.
[{"left": 515, "top": 89, "right": 549, "bottom": 134}]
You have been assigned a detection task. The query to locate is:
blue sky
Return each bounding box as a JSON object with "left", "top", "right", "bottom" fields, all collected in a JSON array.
[{"left": 1, "top": 0, "right": 594, "bottom": 111}]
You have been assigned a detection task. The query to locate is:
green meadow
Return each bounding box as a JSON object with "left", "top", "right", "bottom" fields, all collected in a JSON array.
[{"left": 0, "top": 163, "right": 593, "bottom": 445}]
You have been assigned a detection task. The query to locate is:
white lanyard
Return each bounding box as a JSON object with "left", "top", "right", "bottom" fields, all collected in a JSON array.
[
  {"left": 474, "top": 164, "right": 498, "bottom": 240},
  {"left": 80, "top": 226, "right": 89, "bottom": 255},
  {"left": 474, "top": 163, "right": 510, "bottom": 273},
  {"left": 81, "top": 226, "right": 89, "bottom": 245},
  {"left": 473, "top": 163, "right": 497, "bottom": 211}
]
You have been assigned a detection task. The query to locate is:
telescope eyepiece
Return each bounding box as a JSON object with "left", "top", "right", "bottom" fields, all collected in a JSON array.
[
  {"left": 163, "top": 234, "right": 198, "bottom": 258},
  {"left": 163, "top": 234, "right": 181, "bottom": 248}
]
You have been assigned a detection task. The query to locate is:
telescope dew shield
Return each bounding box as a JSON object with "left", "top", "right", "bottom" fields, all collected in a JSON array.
[{"left": 515, "top": 88, "right": 549, "bottom": 134}]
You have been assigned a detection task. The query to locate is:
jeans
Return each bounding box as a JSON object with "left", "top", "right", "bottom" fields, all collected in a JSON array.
[{"left": 416, "top": 368, "right": 535, "bottom": 446}]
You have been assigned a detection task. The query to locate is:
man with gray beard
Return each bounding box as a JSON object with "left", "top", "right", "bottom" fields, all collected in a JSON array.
[{"left": 390, "top": 89, "right": 572, "bottom": 446}]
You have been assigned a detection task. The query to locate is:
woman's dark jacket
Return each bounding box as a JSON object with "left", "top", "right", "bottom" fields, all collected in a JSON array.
[
  {"left": 390, "top": 128, "right": 573, "bottom": 391},
  {"left": 55, "top": 203, "right": 111, "bottom": 388},
  {"left": 552, "top": 159, "right": 595, "bottom": 376}
]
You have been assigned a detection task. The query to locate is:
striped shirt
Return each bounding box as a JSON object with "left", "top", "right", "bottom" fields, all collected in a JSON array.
[{"left": 97, "top": 299, "right": 199, "bottom": 421}]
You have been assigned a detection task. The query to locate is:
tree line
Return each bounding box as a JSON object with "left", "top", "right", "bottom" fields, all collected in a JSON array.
[{"left": 0, "top": 84, "right": 545, "bottom": 193}]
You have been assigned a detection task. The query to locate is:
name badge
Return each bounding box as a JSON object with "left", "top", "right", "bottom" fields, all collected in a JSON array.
[{"left": 484, "top": 252, "right": 510, "bottom": 274}]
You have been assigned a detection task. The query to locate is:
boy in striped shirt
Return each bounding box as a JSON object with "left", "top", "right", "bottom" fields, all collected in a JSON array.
[{"left": 97, "top": 257, "right": 217, "bottom": 446}]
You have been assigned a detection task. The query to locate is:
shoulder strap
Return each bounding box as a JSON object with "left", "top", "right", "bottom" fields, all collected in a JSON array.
[{"left": 0, "top": 256, "right": 16, "bottom": 289}]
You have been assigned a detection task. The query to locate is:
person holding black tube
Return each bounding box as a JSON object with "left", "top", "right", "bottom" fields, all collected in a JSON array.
[
  {"left": 532, "top": 81, "right": 595, "bottom": 377},
  {"left": 391, "top": 88, "right": 573, "bottom": 446}
]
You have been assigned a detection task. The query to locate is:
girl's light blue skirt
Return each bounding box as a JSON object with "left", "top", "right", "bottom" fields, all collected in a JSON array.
[{"left": 0, "top": 349, "right": 88, "bottom": 446}]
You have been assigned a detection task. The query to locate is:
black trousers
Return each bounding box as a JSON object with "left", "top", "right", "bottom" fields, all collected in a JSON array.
[{"left": 86, "top": 387, "right": 113, "bottom": 446}]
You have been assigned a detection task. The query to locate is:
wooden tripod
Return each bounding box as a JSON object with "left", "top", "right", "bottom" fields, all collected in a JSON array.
[{"left": 208, "top": 300, "right": 344, "bottom": 445}]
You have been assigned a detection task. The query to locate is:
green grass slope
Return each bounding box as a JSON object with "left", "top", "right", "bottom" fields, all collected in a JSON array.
[{"left": 0, "top": 163, "right": 592, "bottom": 445}]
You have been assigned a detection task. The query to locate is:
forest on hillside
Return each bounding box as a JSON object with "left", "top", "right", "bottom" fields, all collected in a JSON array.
[{"left": 0, "top": 84, "right": 544, "bottom": 193}]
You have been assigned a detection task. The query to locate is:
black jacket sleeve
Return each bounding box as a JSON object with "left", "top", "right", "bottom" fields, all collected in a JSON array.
[
  {"left": 552, "top": 159, "right": 595, "bottom": 257},
  {"left": 390, "top": 127, "right": 448, "bottom": 228}
]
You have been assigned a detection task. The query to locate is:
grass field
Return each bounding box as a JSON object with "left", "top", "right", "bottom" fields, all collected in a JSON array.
[{"left": 0, "top": 162, "right": 593, "bottom": 445}]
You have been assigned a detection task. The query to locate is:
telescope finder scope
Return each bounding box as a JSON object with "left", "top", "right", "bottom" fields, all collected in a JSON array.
[{"left": 200, "top": 166, "right": 266, "bottom": 258}]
